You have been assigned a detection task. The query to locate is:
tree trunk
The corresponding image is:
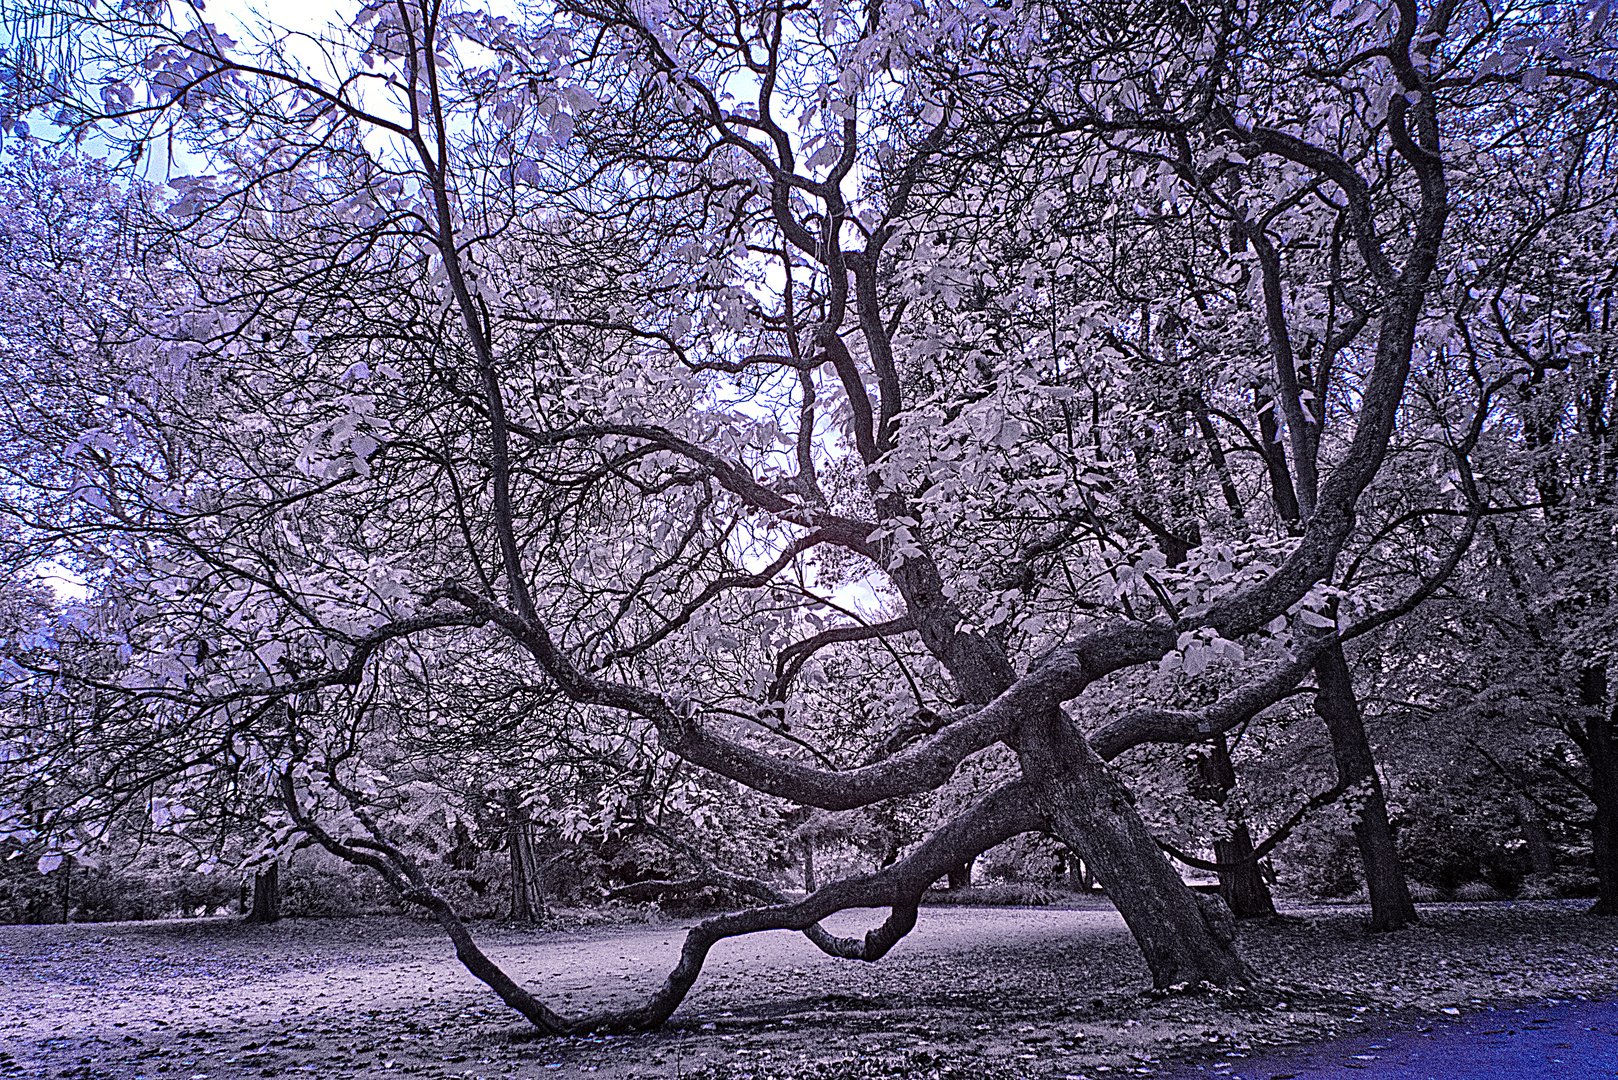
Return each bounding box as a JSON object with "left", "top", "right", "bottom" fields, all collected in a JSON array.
[
  {"left": 1195, "top": 735, "right": 1277, "bottom": 919},
  {"left": 1512, "top": 792, "right": 1556, "bottom": 881},
  {"left": 59, "top": 854, "right": 73, "bottom": 924},
  {"left": 1064, "top": 856, "right": 1096, "bottom": 893},
  {"left": 947, "top": 857, "right": 974, "bottom": 890},
  {"left": 1578, "top": 665, "right": 1618, "bottom": 915},
  {"left": 801, "top": 839, "right": 817, "bottom": 893},
  {"left": 1314, "top": 643, "right": 1416, "bottom": 931},
  {"left": 1017, "top": 709, "right": 1250, "bottom": 989},
  {"left": 246, "top": 862, "right": 281, "bottom": 924},
  {"left": 508, "top": 801, "right": 548, "bottom": 924},
  {"left": 1212, "top": 827, "right": 1275, "bottom": 920}
]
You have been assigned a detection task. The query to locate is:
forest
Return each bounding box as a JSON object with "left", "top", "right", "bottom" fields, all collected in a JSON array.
[{"left": 1, "top": 0, "right": 1616, "bottom": 1074}]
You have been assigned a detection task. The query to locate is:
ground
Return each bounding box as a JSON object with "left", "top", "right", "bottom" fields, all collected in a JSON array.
[{"left": 3, "top": 899, "right": 1616, "bottom": 1080}]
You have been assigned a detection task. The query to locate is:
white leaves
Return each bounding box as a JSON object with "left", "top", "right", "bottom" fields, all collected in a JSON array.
[
  {"left": 805, "top": 140, "right": 844, "bottom": 173},
  {"left": 1165, "top": 629, "right": 1246, "bottom": 679},
  {"left": 254, "top": 640, "right": 288, "bottom": 670}
]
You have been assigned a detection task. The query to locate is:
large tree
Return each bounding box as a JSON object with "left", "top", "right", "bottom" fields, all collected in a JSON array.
[{"left": 3, "top": 0, "right": 1614, "bottom": 1033}]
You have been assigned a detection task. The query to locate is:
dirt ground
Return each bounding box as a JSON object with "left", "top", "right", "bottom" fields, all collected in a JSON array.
[{"left": 3, "top": 899, "right": 1616, "bottom": 1080}]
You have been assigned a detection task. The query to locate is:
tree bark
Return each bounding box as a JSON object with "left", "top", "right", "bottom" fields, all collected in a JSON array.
[
  {"left": 1017, "top": 708, "right": 1250, "bottom": 989},
  {"left": 1195, "top": 734, "right": 1277, "bottom": 919},
  {"left": 246, "top": 862, "right": 281, "bottom": 924},
  {"left": 1314, "top": 643, "right": 1416, "bottom": 930},
  {"left": 508, "top": 799, "right": 548, "bottom": 923},
  {"left": 1578, "top": 665, "right": 1618, "bottom": 915}
]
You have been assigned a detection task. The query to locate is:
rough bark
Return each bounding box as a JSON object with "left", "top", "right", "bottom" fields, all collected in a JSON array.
[
  {"left": 1017, "top": 708, "right": 1250, "bottom": 989},
  {"left": 508, "top": 802, "right": 548, "bottom": 924},
  {"left": 246, "top": 862, "right": 281, "bottom": 924},
  {"left": 1314, "top": 643, "right": 1417, "bottom": 931},
  {"left": 1512, "top": 792, "right": 1556, "bottom": 881}
]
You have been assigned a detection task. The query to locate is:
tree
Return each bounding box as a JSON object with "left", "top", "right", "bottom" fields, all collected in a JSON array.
[{"left": 2, "top": 0, "right": 1613, "bottom": 1035}]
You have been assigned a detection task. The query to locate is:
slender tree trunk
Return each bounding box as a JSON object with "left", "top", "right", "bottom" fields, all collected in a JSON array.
[
  {"left": 801, "top": 839, "right": 817, "bottom": 893},
  {"left": 246, "top": 862, "right": 281, "bottom": 924},
  {"left": 59, "top": 854, "right": 73, "bottom": 924},
  {"left": 1196, "top": 735, "right": 1277, "bottom": 919},
  {"left": 1017, "top": 708, "right": 1250, "bottom": 989},
  {"left": 508, "top": 800, "right": 548, "bottom": 923},
  {"left": 1512, "top": 792, "right": 1556, "bottom": 881},
  {"left": 1314, "top": 643, "right": 1416, "bottom": 931},
  {"left": 1578, "top": 665, "right": 1618, "bottom": 915}
]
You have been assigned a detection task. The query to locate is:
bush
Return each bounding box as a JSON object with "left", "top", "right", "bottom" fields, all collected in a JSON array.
[
  {"left": 0, "top": 851, "right": 242, "bottom": 924},
  {"left": 1408, "top": 881, "right": 1446, "bottom": 903},
  {"left": 73, "top": 865, "right": 239, "bottom": 921},
  {"left": 1397, "top": 809, "right": 1527, "bottom": 896},
  {"left": 0, "top": 849, "right": 66, "bottom": 923},
  {"left": 1453, "top": 881, "right": 1505, "bottom": 902},
  {"left": 920, "top": 883, "right": 1063, "bottom": 906},
  {"left": 282, "top": 854, "right": 398, "bottom": 917},
  {"left": 1516, "top": 876, "right": 1561, "bottom": 900}
]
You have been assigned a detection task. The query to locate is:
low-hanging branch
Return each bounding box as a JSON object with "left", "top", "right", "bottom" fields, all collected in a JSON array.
[{"left": 283, "top": 771, "right": 1041, "bottom": 1034}]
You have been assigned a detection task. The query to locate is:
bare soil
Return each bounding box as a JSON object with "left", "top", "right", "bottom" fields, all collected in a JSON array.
[{"left": 3, "top": 899, "right": 1616, "bottom": 1080}]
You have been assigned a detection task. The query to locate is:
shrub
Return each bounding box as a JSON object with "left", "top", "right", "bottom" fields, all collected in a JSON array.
[
  {"left": 1453, "top": 881, "right": 1504, "bottom": 902},
  {"left": 282, "top": 853, "right": 398, "bottom": 917},
  {"left": 1516, "top": 877, "right": 1560, "bottom": 900},
  {"left": 920, "top": 882, "right": 1063, "bottom": 906},
  {"left": 1408, "top": 881, "right": 1445, "bottom": 903}
]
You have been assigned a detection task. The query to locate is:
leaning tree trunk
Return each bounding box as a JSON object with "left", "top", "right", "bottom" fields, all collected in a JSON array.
[
  {"left": 1314, "top": 643, "right": 1417, "bottom": 931},
  {"left": 1578, "top": 665, "right": 1618, "bottom": 915},
  {"left": 246, "top": 862, "right": 282, "bottom": 924},
  {"left": 1017, "top": 708, "right": 1249, "bottom": 989},
  {"left": 1195, "top": 735, "right": 1277, "bottom": 919}
]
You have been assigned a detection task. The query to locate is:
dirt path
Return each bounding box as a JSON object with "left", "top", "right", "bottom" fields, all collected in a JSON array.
[{"left": 3, "top": 901, "right": 1616, "bottom": 1079}]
